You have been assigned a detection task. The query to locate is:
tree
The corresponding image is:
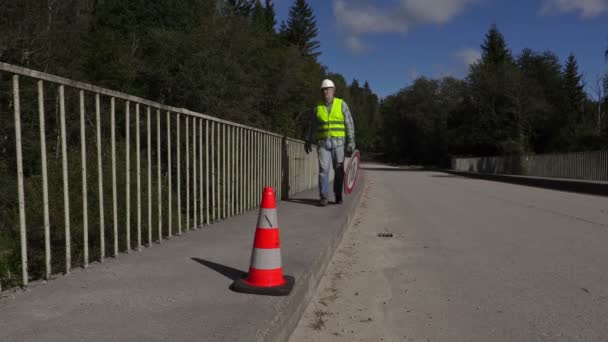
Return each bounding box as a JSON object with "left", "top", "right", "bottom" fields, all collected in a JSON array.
[
  {"left": 251, "top": 0, "right": 265, "bottom": 29},
  {"left": 381, "top": 77, "right": 465, "bottom": 164},
  {"left": 468, "top": 25, "right": 524, "bottom": 155},
  {"left": 224, "top": 0, "right": 255, "bottom": 16},
  {"left": 516, "top": 49, "right": 564, "bottom": 152},
  {"left": 480, "top": 24, "right": 513, "bottom": 66},
  {"left": 590, "top": 74, "right": 607, "bottom": 133},
  {"left": 563, "top": 54, "right": 585, "bottom": 101},
  {"left": 562, "top": 54, "right": 586, "bottom": 129},
  {"left": 264, "top": 0, "right": 277, "bottom": 33},
  {"left": 282, "top": 0, "right": 320, "bottom": 58},
  {"left": 0, "top": 0, "right": 93, "bottom": 76}
]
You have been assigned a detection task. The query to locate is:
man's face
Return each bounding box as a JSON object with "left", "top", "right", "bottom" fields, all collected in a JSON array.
[{"left": 322, "top": 87, "right": 335, "bottom": 103}]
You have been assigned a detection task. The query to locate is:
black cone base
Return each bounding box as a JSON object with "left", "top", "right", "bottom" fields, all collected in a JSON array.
[{"left": 230, "top": 275, "right": 295, "bottom": 296}]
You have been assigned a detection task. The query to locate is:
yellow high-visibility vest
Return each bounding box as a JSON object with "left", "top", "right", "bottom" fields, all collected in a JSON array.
[{"left": 316, "top": 98, "right": 346, "bottom": 139}]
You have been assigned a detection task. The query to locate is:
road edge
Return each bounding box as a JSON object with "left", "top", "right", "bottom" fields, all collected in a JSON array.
[{"left": 257, "top": 172, "right": 368, "bottom": 342}]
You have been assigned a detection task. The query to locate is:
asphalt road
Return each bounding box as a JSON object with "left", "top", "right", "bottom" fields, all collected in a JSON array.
[{"left": 290, "top": 164, "right": 608, "bottom": 342}]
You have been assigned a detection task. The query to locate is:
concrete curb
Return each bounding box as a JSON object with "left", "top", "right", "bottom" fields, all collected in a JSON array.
[
  {"left": 443, "top": 169, "right": 608, "bottom": 197},
  {"left": 259, "top": 173, "right": 367, "bottom": 342}
]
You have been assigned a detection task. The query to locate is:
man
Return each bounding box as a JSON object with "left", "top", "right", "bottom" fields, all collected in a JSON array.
[{"left": 305, "top": 79, "right": 355, "bottom": 206}]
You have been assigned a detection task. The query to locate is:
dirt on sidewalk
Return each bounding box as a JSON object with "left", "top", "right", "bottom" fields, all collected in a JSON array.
[{"left": 289, "top": 173, "right": 403, "bottom": 342}]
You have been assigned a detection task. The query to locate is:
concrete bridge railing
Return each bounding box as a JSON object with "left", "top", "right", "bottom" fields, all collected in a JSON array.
[
  {"left": 0, "top": 62, "right": 324, "bottom": 290},
  {"left": 452, "top": 151, "right": 608, "bottom": 182}
]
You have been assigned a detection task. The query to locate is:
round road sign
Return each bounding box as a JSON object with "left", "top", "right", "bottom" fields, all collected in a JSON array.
[{"left": 344, "top": 149, "right": 360, "bottom": 195}]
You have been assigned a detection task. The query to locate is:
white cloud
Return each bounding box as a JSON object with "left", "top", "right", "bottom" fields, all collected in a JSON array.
[
  {"left": 334, "top": 0, "right": 477, "bottom": 35},
  {"left": 334, "top": 1, "right": 409, "bottom": 34},
  {"left": 453, "top": 48, "right": 481, "bottom": 66},
  {"left": 541, "top": 0, "right": 608, "bottom": 18},
  {"left": 345, "top": 35, "right": 368, "bottom": 53},
  {"left": 334, "top": 0, "right": 477, "bottom": 54}
]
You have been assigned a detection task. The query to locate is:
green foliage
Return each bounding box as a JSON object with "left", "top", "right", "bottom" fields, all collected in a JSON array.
[
  {"left": 383, "top": 77, "right": 466, "bottom": 165},
  {"left": 382, "top": 24, "right": 607, "bottom": 165},
  {"left": 264, "top": 0, "right": 277, "bottom": 33},
  {"left": 224, "top": 0, "right": 255, "bottom": 16},
  {"left": 480, "top": 24, "right": 513, "bottom": 66},
  {"left": 281, "top": 0, "right": 320, "bottom": 58},
  {"left": 516, "top": 49, "right": 564, "bottom": 152}
]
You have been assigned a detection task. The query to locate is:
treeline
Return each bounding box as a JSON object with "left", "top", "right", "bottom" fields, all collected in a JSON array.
[
  {"left": 383, "top": 25, "right": 608, "bottom": 165},
  {"left": 0, "top": 0, "right": 381, "bottom": 148}
]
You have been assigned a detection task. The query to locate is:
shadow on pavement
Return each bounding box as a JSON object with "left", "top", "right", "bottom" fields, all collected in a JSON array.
[
  {"left": 444, "top": 170, "right": 608, "bottom": 197},
  {"left": 191, "top": 258, "right": 246, "bottom": 281},
  {"left": 360, "top": 166, "right": 432, "bottom": 172},
  {"left": 430, "top": 174, "right": 465, "bottom": 178},
  {"left": 284, "top": 198, "right": 322, "bottom": 207}
]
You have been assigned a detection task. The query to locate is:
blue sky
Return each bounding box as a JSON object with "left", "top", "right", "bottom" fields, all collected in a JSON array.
[{"left": 274, "top": 0, "right": 608, "bottom": 98}]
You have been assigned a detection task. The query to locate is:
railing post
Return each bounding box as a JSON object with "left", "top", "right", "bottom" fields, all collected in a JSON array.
[
  {"left": 205, "top": 120, "right": 210, "bottom": 225},
  {"left": 167, "top": 111, "right": 172, "bottom": 237},
  {"left": 13, "top": 75, "right": 28, "bottom": 285},
  {"left": 186, "top": 117, "right": 190, "bottom": 232},
  {"left": 199, "top": 118, "right": 203, "bottom": 226},
  {"left": 198, "top": 119, "right": 205, "bottom": 224},
  {"left": 125, "top": 102, "right": 131, "bottom": 253},
  {"left": 222, "top": 124, "right": 226, "bottom": 218},
  {"left": 147, "top": 107, "right": 152, "bottom": 245},
  {"left": 136, "top": 104, "right": 141, "bottom": 250},
  {"left": 96, "top": 94, "right": 106, "bottom": 261},
  {"left": 157, "top": 109, "right": 162, "bottom": 241},
  {"left": 211, "top": 121, "right": 216, "bottom": 222},
  {"left": 111, "top": 98, "right": 118, "bottom": 256},
  {"left": 281, "top": 137, "right": 290, "bottom": 200},
  {"left": 193, "top": 118, "right": 198, "bottom": 230},
  {"left": 59, "top": 85, "right": 71, "bottom": 273},
  {"left": 38, "top": 81, "right": 52, "bottom": 278},
  {"left": 177, "top": 115, "right": 181, "bottom": 235},
  {"left": 80, "top": 91, "right": 89, "bottom": 268}
]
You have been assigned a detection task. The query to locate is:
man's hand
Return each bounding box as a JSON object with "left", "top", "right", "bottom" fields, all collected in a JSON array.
[
  {"left": 346, "top": 142, "right": 355, "bottom": 154},
  {"left": 305, "top": 141, "right": 312, "bottom": 154}
]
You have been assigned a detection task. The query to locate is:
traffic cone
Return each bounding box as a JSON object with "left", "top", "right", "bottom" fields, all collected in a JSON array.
[{"left": 231, "top": 186, "right": 294, "bottom": 296}]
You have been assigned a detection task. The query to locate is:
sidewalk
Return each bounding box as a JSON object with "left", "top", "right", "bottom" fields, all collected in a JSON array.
[{"left": 0, "top": 178, "right": 364, "bottom": 342}]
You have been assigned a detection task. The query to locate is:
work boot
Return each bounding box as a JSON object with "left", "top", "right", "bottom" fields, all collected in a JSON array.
[
  {"left": 335, "top": 194, "right": 343, "bottom": 204},
  {"left": 319, "top": 197, "right": 329, "bottom": 207}
]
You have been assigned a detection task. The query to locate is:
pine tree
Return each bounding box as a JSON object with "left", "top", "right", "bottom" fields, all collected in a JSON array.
[
  {"left": 563, "top": 54, "right": 585, "bottom": 109},
  {"left": 264, "top": 0, "right": 277, "bottom": 33},
  {"left": 468, "top": 25, "right": 525, "bottom": 155},
  {"left": 225, "top": 0, "right": 254, "bottom": 16},
  {"left": 350, "top": 79, "right": 361, "bottom": 97},
  {"left": 480, "top": 24, "right": 513, "bottom": 66},
  {"left": 251, "top": 0, "right": 265, "bottom": 29},
  {"left": 562, "top": 53, "right": 585, "bottom": 142},
  {"left": 515, "top": 49, "right": 564, "bottom": 152},
  {"left": 363, "top": 81, "right": 372, "bottom": 94},
  {"left": 283, "top": 0, "right": 320, "bottom": 58}
]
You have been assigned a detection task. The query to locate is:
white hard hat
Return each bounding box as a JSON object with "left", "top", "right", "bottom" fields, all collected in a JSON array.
[{"left": 320, "top": 79, "right": 335, "bottom": 89}]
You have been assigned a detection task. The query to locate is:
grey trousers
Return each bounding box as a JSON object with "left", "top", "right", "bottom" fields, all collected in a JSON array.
[{"left": 318, "top": 141, "right": 345, "bottom": 199}]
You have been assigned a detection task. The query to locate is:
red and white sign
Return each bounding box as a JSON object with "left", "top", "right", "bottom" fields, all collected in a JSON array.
[{"left": 344, "top": 149, "right": 360, "bottom": 195}]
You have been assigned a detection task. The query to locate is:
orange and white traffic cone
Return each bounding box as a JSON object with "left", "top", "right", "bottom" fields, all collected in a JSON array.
[{"left": 231, "top": 186, "right": 294, "bottom": 296}]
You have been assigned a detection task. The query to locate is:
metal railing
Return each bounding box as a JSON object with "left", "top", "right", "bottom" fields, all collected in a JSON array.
[
  {"left": 0, "top": 62, "right": 321, "bottom": 288},
  {"left": 452, "top": 151, "right": 608, "bottom": 182}
]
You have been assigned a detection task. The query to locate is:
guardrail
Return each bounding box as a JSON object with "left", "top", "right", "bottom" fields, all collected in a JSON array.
[
  {"left": 452, "top": 151, "right": 608, "bottom": 181},
  {"left": 0, "top": 62, "right": 323, "bottom": 289}
]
